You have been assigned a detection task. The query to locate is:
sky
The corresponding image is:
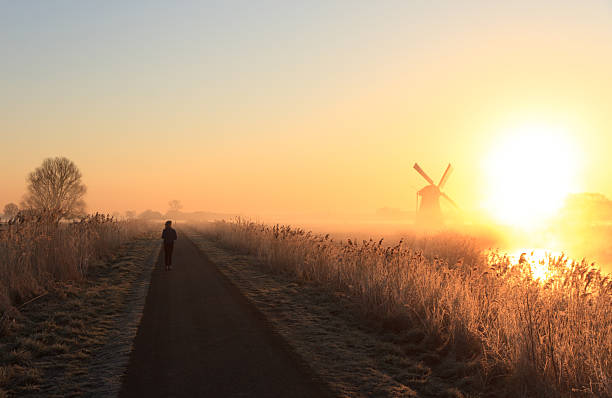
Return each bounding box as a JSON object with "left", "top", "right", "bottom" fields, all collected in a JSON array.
[{"left": 1, "top": 1, "right": 611, "bottom": 220}]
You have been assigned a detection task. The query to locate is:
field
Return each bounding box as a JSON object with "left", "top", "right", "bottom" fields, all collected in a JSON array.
[
  {"left": 0, "top": 216, "right": 157, "bottom": 396},
  {"left": 0, "top": 215, "right": 147, "bottom": 324},
  {"left": 198, "top": 219, "right": 611, "bottom": 397},
  {"left": 1, "top": 214, "right": 610, "bottom": 397}
]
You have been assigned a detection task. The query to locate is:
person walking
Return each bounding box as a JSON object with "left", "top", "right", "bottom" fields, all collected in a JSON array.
[{"left": 161, "top": 220, "right": 177, "bottom": 270}]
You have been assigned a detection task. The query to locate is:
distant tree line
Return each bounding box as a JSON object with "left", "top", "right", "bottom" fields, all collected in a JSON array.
[{"left": 2, "top": 159, "right": 229, "bottom": 224}]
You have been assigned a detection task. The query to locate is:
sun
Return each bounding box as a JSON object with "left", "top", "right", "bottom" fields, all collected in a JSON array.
[{"left": 482, "top": 123, "right": 581, "bottom": 228}]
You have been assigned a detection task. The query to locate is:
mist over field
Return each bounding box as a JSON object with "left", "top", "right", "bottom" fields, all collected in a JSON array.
[{"left": 71, "top": 199, "right": 607, "bottom": 277}]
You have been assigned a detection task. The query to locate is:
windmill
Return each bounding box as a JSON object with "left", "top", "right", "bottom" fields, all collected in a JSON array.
[{"left": 413, "top": 163, "right": 459, "bottom": 227}]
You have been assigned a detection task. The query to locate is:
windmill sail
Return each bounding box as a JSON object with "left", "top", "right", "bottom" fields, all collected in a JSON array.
[
  {"left": 438, "top": 164, "right": 453, "bottom": 189},
  {"left": 440, "top": 192, "right": 460, "bottom": 210},
  {"left": 413, "top": 163, "right": 435, "bottom": 185}
]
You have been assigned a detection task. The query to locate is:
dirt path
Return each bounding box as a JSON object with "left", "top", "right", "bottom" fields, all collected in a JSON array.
[{"left": 119, "top": 233, "right": 330, "bottom": 398}]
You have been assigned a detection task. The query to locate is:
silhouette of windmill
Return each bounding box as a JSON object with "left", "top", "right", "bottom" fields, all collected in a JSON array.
[{"left": 413, "top": 163, "right": 459, "bottom": 227}]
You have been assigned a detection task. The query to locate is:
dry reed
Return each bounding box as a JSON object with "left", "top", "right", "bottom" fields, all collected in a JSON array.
[
  {"left": 205, "top": 218, "right": 611, "bottom": 397},
  {"left": 0, "top": 214, "right": 147, "bottom": 315}
]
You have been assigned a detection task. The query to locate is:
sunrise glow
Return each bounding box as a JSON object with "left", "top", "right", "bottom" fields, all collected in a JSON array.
[
  {"left": 2, "top": 3, "right": 612, "bottom": 397},
  {"left": 482, "top": 123, "right": 581, "bottom": 228},
  {"left": 508, "top": 248, "right": 565, "bottom": 281}
]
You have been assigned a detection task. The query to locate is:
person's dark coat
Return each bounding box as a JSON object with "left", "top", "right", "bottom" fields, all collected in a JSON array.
[{"left": 162, "top": 227, "right": 177, "bottom": 244}]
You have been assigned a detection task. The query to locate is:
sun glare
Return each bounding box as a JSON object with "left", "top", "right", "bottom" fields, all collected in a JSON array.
[
  {"left": 508, "top": 249, "right": 562, "bottom": 281},
  {"left": 482, "top": 123, "right": 581, "bottom": 228}
]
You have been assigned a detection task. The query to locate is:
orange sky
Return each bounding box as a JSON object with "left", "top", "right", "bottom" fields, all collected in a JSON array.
[{"left": 1, "top": 1, "right": 611, "bottom": 220}]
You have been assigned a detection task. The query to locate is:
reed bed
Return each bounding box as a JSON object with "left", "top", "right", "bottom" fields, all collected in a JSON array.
[
  {"left": 0, "top": 214, "right": 146, "bottom": 314},
  {"left": 206, "top": 219, "right": 611, "bottom": 397}
]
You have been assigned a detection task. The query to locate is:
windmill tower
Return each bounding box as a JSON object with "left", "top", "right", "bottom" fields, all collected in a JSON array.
[{"left": 413, "top": 163, "right": 459, "bottom": 227}]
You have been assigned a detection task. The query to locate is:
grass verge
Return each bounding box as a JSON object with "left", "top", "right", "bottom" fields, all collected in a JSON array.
[{"left": 0, "top": 234, "right": 158, "bottom": 397}]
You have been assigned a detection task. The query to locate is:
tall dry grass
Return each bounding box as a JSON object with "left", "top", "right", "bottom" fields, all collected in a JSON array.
[
  {"left": 0, "top": 214, "right": 147, "bottom": 314},
  {"left": 205, "top": 219, "right": 611, "bottom": 397}
]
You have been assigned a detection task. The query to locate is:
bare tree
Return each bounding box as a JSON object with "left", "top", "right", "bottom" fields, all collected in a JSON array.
[
  {"left": 168, "top": 200, "right": 183, "bottom": 212},
  {"left": 22, "top": 157, "right": 87, "bottom": 221},
  {"left": 125, "top": 210, "right": 136, "bottom": 219},
  {"left": 3, "top": 202, "right": 19, "bottom": 219},
  {"left": 138, "top": 209, "right": 163, "bottom": 220}
]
